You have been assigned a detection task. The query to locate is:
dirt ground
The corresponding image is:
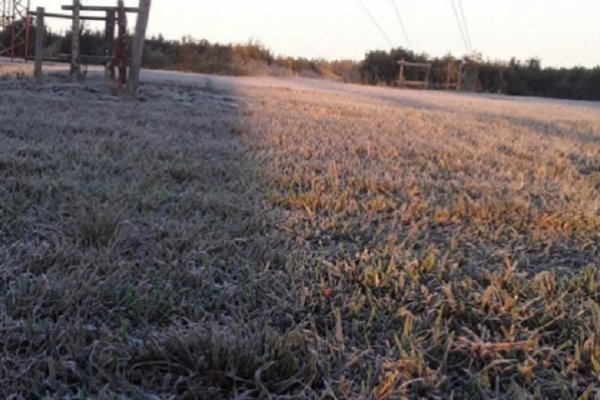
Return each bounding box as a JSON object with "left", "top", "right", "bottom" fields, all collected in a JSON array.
[{"left": 1, "top": 67, "right": 600, "bottom": 399}]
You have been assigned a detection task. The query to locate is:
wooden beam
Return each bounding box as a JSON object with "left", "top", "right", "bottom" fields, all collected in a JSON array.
[
  {"left": 62, "top": 5, "right": 139, "bottom": 13},
  {"left": 34, "top": 7, "right": 45, "bottom": 82},
  {"left": 402, "top": 80, "right": 429, "bottom": 86},
  {"left": 27, "top": 54, "right": 112, "bottom": 65},
  {"left": 128, "top": 0, "right": 151, "bottom": 94},
  {"left": 70, "top": 0, "right": 82, "bottom": 81},
  {"left": 28, "top": 10, "right": 109, "bottom": 21},
  {"left": 397, "top": 60, "right": 431, "bottom": 68}
]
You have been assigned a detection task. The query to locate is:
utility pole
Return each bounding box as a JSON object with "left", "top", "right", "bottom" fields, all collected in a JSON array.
[{"left": 128, "top": 0, "right": 151, "bottom": 94}]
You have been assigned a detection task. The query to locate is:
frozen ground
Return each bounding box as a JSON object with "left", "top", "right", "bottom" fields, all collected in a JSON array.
[{"left": 1, "top": 61, "right": 600, "bottom": 399}]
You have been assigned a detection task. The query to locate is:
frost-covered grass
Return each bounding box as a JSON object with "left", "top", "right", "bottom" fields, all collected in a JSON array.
[{"left": 1, "top": 74, "right": 600, "bottom": 399}]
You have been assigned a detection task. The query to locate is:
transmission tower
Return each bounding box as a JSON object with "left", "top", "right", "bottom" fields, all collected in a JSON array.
[{"left": 0, "top": 0, "right": 31, "bottom": 59}]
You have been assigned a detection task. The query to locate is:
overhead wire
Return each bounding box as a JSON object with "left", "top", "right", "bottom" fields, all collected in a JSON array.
[
  {"left": 390, "top": 0, "right": 412, "bottom": 49},
  {"left": 406, "top": 1, "right": 420, "bottom": 52},
  {"left": 457, "top": 0, "right": 473, "bottom": 52},
  {"left": 450, "top": 0, "right": 470, "bottom": 53},
  {"left": 357, "top": 0, "right": 395, "bottom": 49}
]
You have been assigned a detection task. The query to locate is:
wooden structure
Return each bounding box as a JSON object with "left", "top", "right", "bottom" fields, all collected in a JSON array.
[
  {"left": 397, "top": 59, "right": 432, "bottom": 90},
  {"left": 396, "top": 58, "right": 467, "bottom": 92},
  {"left": 444, "top": 60, "right": 465, "bottom": 91},
  {"left": 31, "top": 0, "right": 151, "bottom": 93}
]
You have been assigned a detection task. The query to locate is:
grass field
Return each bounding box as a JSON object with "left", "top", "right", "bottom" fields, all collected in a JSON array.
[{"left": 1, "top": 73, "right": 600, "bottom": 399}]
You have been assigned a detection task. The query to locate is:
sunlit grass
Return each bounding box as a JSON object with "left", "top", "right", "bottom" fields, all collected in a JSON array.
[{"left": 1, "top": 75, "right": 599, "bottom": 398}]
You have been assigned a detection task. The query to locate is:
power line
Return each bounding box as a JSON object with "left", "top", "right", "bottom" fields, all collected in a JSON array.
[
  {"left": 457, "top": 0, "right": 473, "bottom": 52},
  {"left": 406, "top": 1, "right": 420, "bottom": 52},
  {"left": 357, "top": 0, "right": 395, "bottom": 49},
  {"left": 450, "top": 0, "right": 470, "bottom": 53},
  {"left": 390, "top": 0, "right": 412, "bottom": 49},
  {"left": 450, "top": 0, "right": 469, "bottom": 53}
]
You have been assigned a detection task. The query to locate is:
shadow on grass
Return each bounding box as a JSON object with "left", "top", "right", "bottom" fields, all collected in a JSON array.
[{"left": 0, "top": 75, "right": 317, "bottom": 398}]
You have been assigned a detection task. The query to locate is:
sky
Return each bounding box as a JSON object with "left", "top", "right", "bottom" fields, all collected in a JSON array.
[{"left": 33, "top": 0, "right": 600, "bottom": 68}]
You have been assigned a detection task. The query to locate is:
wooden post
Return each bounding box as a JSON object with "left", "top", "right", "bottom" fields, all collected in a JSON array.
[
  {"left": 116, "top": 0, "right": 127, "bottom": 87},
  {"left": 70, "top": 0, "right": 82, "bottom": 81},
  {"left": 10, "top": 1, "right": 15, "bottom": 60},
  {"left": 24, "top": 15, "right": 31, "bottom": 62},
  {"left": 105, "top": 10, "right": 115, "bottom": 80},
  {"left": 128, "top": 0, "right": 151, "bottom": 94},
  {"left": 399, "top": 59, "right": 405, "bottom": 88},
  {"left": 34, "top": 7, "right": 44, "bottom": 82},
  {"left": 425, "top": 65, "right": 431, "bottom": 90}
]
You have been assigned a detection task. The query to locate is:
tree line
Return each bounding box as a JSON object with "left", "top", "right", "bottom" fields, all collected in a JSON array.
[
  {"left": 2, "top": 22, "right": 599, "bottom": 100},
  {"left": 360, "top": 48, "right": 600, "bottom": 100}
]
